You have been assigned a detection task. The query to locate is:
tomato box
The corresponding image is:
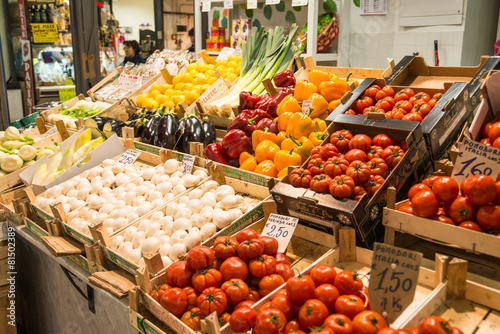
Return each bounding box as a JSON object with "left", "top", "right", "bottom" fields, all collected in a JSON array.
[
  {"left": 328, "top": 77, "right": 471, "bottom": 162},
  {"left": 271, "top": 114, "right": 431, "bottom": 248}
]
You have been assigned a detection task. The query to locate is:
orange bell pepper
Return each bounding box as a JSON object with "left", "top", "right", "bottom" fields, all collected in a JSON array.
[
  {"left": 308, "top": 131, "right": 329, "bottom": 146},
  {"left": 252, "top": 128, "right": 278, "bottom": 151},
  {"left": 319, "top": 73, "right": 352, "bottom": 102},
  {"left": 255, "top": 140, "right": 280, "bottom": 163},
  {"left": 274, "top": 148, "right": 302, "bottom": 172},
  {"left": 277, "top": 168, "right": 288, "bottom": 179},
  {"left": 308, "top": 93, "right": 329, "bottom": 119},
  {"left": 328, "top": 99, "right": 342, "bottom": 112},
  {"left": 240, "top": 156, "right": 257, "bottom": 172},
  {"left": 289, "top": 135, "right": 314, "bottom": 163},
  {"left": 277, "top": 111, "right": 294, "bottom": 132},
  {"left": 280, "top": 136, "right": 297, "bottom": 151},
  {"left": 308, "top": 70, "right": 332, "bottom": 88},
  {"left": 277, "top": 95, "right": 301, "bottom": 116},
  {"left": 316, "top": 111, "right": 329, "bottom": 120},
  {"left": 276, "top": 131, "right": 288, "bottom": 147},
  {"left": 286, "top": 110, "right": 314, "bottom": 139},
  {"left": 312, "top": 118, "right": 327, "bottom": 132},
  {"left": 255, "top": 160, "right": 278, "bottom": 178},
  {"left": 294, "top": 80, "right": 318, "bottom": 102},
  {"left": 239, "top": 151, "right": 253, "bottom": 166}
]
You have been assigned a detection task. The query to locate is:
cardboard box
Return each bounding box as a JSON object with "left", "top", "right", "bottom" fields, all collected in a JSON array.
[
  {"left": 385, "top": 55, "right": 500, "bottom": 111},
  {"left": 271, "top": 114, "right": 430, "bottom": 247},
  {"left": 19, "top": 127, "right": 125, "bottom": 195},
  {"left": 328, "top": 78, "right": 471, "bottom": 162}
]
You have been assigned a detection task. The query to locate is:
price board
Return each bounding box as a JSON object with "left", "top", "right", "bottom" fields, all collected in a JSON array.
[
  {"left": 116, "top": 149, "right": 141, "bottom": 166},
  {"left": 59, "top": 87, "right": 76, "bottom": 102},
  {"left": 182, "top": 154, "right": 195, "bottom": 174},
  {"left": 451, "top": 138, "right": 500, "bottom": 185},
  {"left": 261, "top": 213, "right": 299, "bottom": 253},
  {"left": 202, "top": 0, "right": 211, "bottom": 13},
  {"left": 368, "top": 243, "right": 422, "bottom": 324},
  {"left": 301, "top": 100, "right": 313, "bottom": 114},
  {"left": 32, "top": 23, "right": 59, "bottom": 44},
  {"left": 247, "top": 0, "right": 257, "bottom": 9}
]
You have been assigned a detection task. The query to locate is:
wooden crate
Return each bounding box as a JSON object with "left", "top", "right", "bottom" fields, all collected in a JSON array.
[
  {"left": 100, "top": 165, "right": 272, "bottom": 276},
  {"left": 128, "top": 307, "right": 174, "bottom": 334},
  {"left": 0, "top": 186, "right": 28, "bottom": 225},
  {"left": 130, "top": 214, "right": 339, "bottom": 334}
]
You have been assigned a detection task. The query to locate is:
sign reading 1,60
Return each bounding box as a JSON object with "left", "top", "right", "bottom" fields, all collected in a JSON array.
[{"left": 453, "top": 157, "right": 493, "bottom": 178}]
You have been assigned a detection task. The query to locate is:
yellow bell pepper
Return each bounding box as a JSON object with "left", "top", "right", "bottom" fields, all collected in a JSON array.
[
  {"left": 317, "top": 111, "right": 329, "bottom": 120},
  {"left": 277, "top": 168, "right": 288, "bottom": 179},
  {"left": 289, "top": 135, "right": 314, "bottom": 163},
  {"left": 318, "top": 73, "right": 352, "bottom": 102},
  {"left": 277, "top": 95, "right": 301, "bottom": 116},
  {"left": 294, "top": 80, "right": 318, "bottom": 102},
  {"left": 312, "top": 118, "right": 327, "bottom": 132},
  {"left": 328, "top": 99, "right": 341, "bottom": 112},
  {"left": 255, "top": 160, "right": 278, "bottom": 178},
  {"left": 308, "top": 131, "right": 329, "bottom": 147},
  {"left": 286, "top": 110, "right": 314, "bottom": 140},
  {"left": 281, "top": 136, "right": 297, "bottom": 151},
  {"left": 309, "top": 70, "right": 333, "bottom": 88},
  {"left": 240, "top": 156, "right": 257, "bottom": 172},
  {"left": 255, "top": 140, "right": 280, "bottom": 163},
  {"left": 308, "top": 93, "right": 329, "bottom": 119},
  {"left": 239, "top": 151, "right": 253, "bottom": 166},
  {"left": 277, "top": 111, "right": 294, "bottom": 132},
  {"left": 276, "top": 131, "right": 288, "bottom": 147},
  {"left": 252, "top": 128, "right": 278, "bottom": 151},
  {"left": 274, "top": 148, "right": 302, "bottom": 172}
]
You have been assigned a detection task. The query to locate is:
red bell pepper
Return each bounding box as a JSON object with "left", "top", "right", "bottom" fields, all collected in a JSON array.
[
  {"left": 239, "top": 91, "right": 262, "bottom": 110},
  {"left": 203, "top": 143, "right": 228, "bottom": 164},
  {"left": 254, "top": 95, "right": 273, "bottom": 111},
  {"left": 227, "top": 109, "right": 271, "bottom": 137},
  {"left": 266, "top": 87, "right": 294, "bottom": 118},
  {"left": 273, "top": 70, "right": 296, "bottom": 88},
  {"left": 221, "top": 129, "right": 252, "bottom": 158},
  {"left": 255, "top": 118, "right": 278, "bottom": 134}
]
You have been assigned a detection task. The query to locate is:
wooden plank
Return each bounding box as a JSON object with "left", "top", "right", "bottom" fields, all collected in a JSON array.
[
  {"left": 55, "top": 120, "right": 69, "bottom": 140},
  {"left": 35, "top": 117, "right": 47, "bottom": 134},
  {"left": 262, "top": 78, "right": 277, "bottom": 96},
  {"left": 476, "top": 310, "right": 500, "bottom": 334},
  {"left": 446, "top": 258, "right": 467, "bottom": 300},
  {"left": 40, "top": 236, "right": 84, "bottom": 257},
  {"left": 433, "top": 299, "right": 488, "bottom": 333},
  {"left": 338, "top": 228, "right": 356, "bottom": 262}
]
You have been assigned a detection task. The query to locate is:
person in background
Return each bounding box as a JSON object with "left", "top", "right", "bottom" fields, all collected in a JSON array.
[
  {"left": 187, "top": 28, "right": 195, "bottom": 52},
  {"left": 122, "top": 40, "right": 146, "bottom": 65}
]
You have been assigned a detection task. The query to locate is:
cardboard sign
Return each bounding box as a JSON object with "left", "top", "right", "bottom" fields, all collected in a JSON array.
[
  {"left": 292, "top": 0, "right": 308, "bottom": 6},
  {"left": 247, "top": 0, "right": 257, "bottom": 9},
  {"left": 182, "top": 154, "right": 195, "bottom": 174},
  {"left": 301, "top": 100, "right": 313, "bottom": 114},
  {"left": 266, "top": 0, "right": 280, "bottom": 4},
  {"left": 59, "top": 87, "right": 76, "bottom": 102},
  {"left": 202, "top": 0, "right": 211, "bottom": 12},
  {"left": 224, "top": 0, "right": 233, "bottom": 9},
  {"left": 117, "top": 149, "right": 141, "bottom": 166},
  {"left": 369, "top": 243, "right": 422, "bottom": 324},
  {"left": 261, "top": 213, "right": 299, "bottom": 253},
  {"left": 451, "top": 138, "right": 500, "bottom": 185},
  {"left": 32, "top": 23, "right": 59, "bottom": 44}
]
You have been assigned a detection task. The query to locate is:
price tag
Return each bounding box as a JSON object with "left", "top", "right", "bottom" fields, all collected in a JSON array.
[
  {"left": 182, "top": 154, "right": 195, "bottom": 174},
  {"left": 202, "top": 0, "right": 211, "bottom": 13},
  {"left": 59, "top": 87, "right": 76, "bottom": 102},
  {"left": 266, "top": 0, "right": 280, "bottom": 4},
  {"left": 368, "top": 243, "right": 422, "bottom": 324},
  {"left": 224, "top": 0, "right": 233, "bottom": 9},
  {"left": 301, "top": 100, "right": 313, "bottom": 114},
  {"left": 247, "top": 0, "right": 257, "bottom": 9},
  {"left": 451, "top": 138, "right": 500, "bottom": 185},
  {"left": 292, "top": 0, "right": 308, "bottom": 6},
  {"left": 261, "top": 213, "right": 299, "bottom": 253},
  {"left": 117, "top": 149, "right": 141, "bottom": 166}
]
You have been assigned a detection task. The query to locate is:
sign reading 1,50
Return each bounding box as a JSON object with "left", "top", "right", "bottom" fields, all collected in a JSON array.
[
  {"left": 264, "top": 225, "right": 289, "bottom": 239},
  {"left": 374, "top": 268, "right": 413, "bottom": 293},
  {"left": 453, "top": 157, "right": 493, "bottom": 178}
]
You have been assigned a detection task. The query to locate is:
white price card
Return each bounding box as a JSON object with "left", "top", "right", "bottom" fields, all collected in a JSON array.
[
  {"left": 369, "top": 243, "right": 422, "bottom": 324},
  {"left": 182, "top": 154, "right": 195, "bottom": 174},
  {"left": 116, "top": 149, "right": 141, "bottom": 166},
  {"left": 261, "top": 213, "right": 299, "bottom": 253},
  {"left": 266, "top": 0, "right": 280, "bottom": 4},
  {"left": 301, "top": 100, "right": 313, "bottom": 114},
  {"left": 224, "top": 0, "right": 233, "bottom": 9},
  {"left": 247, "top": 0, "right": 257, "bottom": 9},
  {"left": 202, "top": 0, "right": 211, "bottom": 12},
  {"left": 451, "top": 138, "right": 500, "bottom": 185},
  {"left": 292, "top": 0, "right": 308, "bottom": 6}
]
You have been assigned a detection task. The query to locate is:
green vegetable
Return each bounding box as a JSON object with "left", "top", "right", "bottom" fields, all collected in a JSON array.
[
  {"left": 4, "top": 127, "right": 34, "bottom": 145},
  {"left": 3, "top": 141, "right": 27, "bottom": 150}
]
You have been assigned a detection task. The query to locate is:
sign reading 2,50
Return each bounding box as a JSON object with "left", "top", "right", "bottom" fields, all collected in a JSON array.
[{"left": 264, "top": 225, "right": 289, "bottom": 239}]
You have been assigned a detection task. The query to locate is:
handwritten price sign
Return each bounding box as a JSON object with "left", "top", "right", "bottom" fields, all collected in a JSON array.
[
  {"left": 261, "top": 214, "right": 298, "bottom": 253},
  {"left": 182, "top": 154, "right": 195, "bottom": 174},
  {"left": 451, "top": 138, "right": 500, "bottom": 185},
  {"left": 368, "top": 243, "right": 422, "bottom": 324},
  {"left": 301, "top": 100, "right": 313, "bottom": 114},
  {"left": 117, "top": 149, "right": 141, "bottom": 166}
]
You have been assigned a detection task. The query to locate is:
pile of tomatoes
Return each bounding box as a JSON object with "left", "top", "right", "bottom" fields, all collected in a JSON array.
[
  {"left": 149, "top": 229, "right": 294, "bottom": 330},
  {"left": 345, "top": 84, "right": 444, "bottom": 124},
  {"left": 289, "top": 131, "right": 406, "bottom": 200},
  {"left": 400, "top": 174, "right": 500, "bottom": 233},
  {"left": 478, "top": 117, "right": 500, "bottom": 148}
]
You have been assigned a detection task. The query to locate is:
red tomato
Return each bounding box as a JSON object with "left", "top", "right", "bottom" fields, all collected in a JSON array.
[
  {"left": 335, "top": 295, "right": 365, "bottom": 320},
  {"left": 334, "top": 270, "right": 364, "bottom": 295},
  {"left": 482, "top": 122, "right": 495, "bottom": 138},
  {"left": 285, "top": 320, "right": 305, "bottom": 333},
  {"left": 354, "top": 185, "right": 368, "bottom": 201},
  {"left": 476, "top": 204, "right": 500, "bottom": 230},
  {"left": 375, "top": 90, "right": 388, "bottom": 101},
  {"left": 311, "top": 174, "right": 333, "bottom": 194},
  {"left": 161, "top": 287, "right": 188, "bottom": 316},
  {"left": 418, "top": 316, "right": 453, "bottom": 334},
  {"left": 331, "top": 130, "right": 353, "bottom": 152},
  {"left": 458, "top": 221, "right": 483, "bottom": 232},
  {"left": 259, "top": 274, "right": 285, "bottom": 297},
  {"left": 270, "top": 289, "right": 296, "bottom": 321},
  {"left": 275, "top": 263, "right": 294, "bottom": 282},
  {"left": 298, "top": 299, "right": 329, "bottom": 329},
  {"left": 166, "top": 261, "right": 195, "bottom": 288},
  {"left": 433, "top": 215, "right": 455, "bottom": 225},
  {"left": 191, "top": 268, "right": 222, "bottom": 293},
  {"left": 197, "top": 287, "right": 227, "bottom": 316},
  {"left": 351, "top": 310, "right": 387, "bottom": 334},
  {"left": 214, "top": 236, "right": 240, "bottom": 260},
  {"left": 183, "top": 286, "right": 199, "bottom": 310},
  {"left": 493, "top": 137, "right": 500, "bottom": 149},
  {"left": 315, "top": 284, "right": 340, "bottom": 313},
  {"left": 309, "top": 325, "right": 335, "bottom": 334},
  {"left": 432, "top": 177, "right": 459, "bottom": 203},
  {"left": 150, "top": 283, "right": 170, "bottom": 303},
  {"left": 452, "top": 327, "right": 465, "bottom": 334},
  {"left": 377, "top": 97, "right": 396, "bottom": 112},
  {"left": 181, "top": 308, "right": 202, "bottom": 331},
  {"left": 234, "top": 300, "right": 255, "bottom": 310},
  {"left": 408, "top": 183, "right": 432, "bottom": 201},
  {"left": 357, "top": 285, "right": 371, "bottom": 311},
  {"left": 346, "top": 161, "right": 371, "bottom": 185},
  {"left": 348, "top": 134, "right": 372, "bottom": 151},
  {"left": 324, "top": 314, "right": 353, "bottom": 334},
  {"left": 372, "top": 134, "right": 395, "bottom": 148},
  {"left": 221, "top": 278, "right": 249, "bottom": 305},
  {"left": 355, "top": 96, "right": 374, "bottom": 113},
  {"left": 237, "top": 228, "right": 260, "bottom": 243},
  {"left": 345, "top": 149, "right": 367, "bottom": 163},
  {"left": 398, "top": 205, "right": 414, "bottom": 215},
  {"left": 363, "top": 174, "right": 385, "bottom": 197},
  {"left": 402, "top": 112, "right": 423, "bottom": 123},
  {"left": 377, "top": 329, "right": 400, "bottom": 334},
  {"left": 254, "top": 308, "right": 287, "bottom": 334},
  {"left": 246, "top": 274, "right": 261, "bottom": 289},
  {"left": 411, "top": 190, "right": 439, "bottom": 218},
  {"left": 422, "top": 176, "right": 440, "bottom": 189},
  {"left": 248, "top": 287, "right": 260, "bottom": 302},
  {"left": 187, "top": 246, "right": 215, "bottom": 271},
  {"left": 249, "top": 255, "right": 277, "bottom": 278},
  {"left": 310, "top": 264, "right": 337, "bottom": 286},
  {"left": 275, "top": 253, "right": 291, "bottom": 265},
  {"left": 364, "top": 85, "right": 381, "bottom": 100},
  {"left": 238, "top": 238, "right": 265, "bottom": 260},
  {"left": 495, "top": 181, "right": 500, "bottom": 204},
  {"left": 488, "top": 122, "right": 500, "bottom": 141},
  {"left": 286, "top": 275, "right": 316, "bottom": 303},
  {"left": 220, "top": 257, "right": 249, "bottom": 281},
  {"left": 230, "top": 307, "right": 257, "bottom": 332},
  {"left": 380, "top": 145, "right": 404, "bottom": 169},
  {"left": 260, "top": 236, "right": 279, "bottom": 255},
  {"left": 461, "top": 175, "right": 497, "bottom": 205},
  {"left": 448, "top": 196, "right": 478, "bottom": 223},
  {"left": 382, "top": 86, "right": 395, "bottom": 97}
]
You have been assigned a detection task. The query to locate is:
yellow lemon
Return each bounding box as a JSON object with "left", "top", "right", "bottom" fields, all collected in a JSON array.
[
  {"left": 183, "top": 83, "right": 194, "bottom": 91},
  {"left": 205, "top": 69, "right": 216, "bottom": 78},
  {"left": 175, "top": 82, "right": 185, "bottom": 91},
  {"left": 227, "top": 60, "right": 239, "bottom": 69},
  {"left": 174, "top": 95, "right": 186, "bottom": 105},
  {"left": 227, "top": 55, "right": 239, "bottom": 62},
  {"left": 189, "top": 70, "right": 199, "bottom": 77},
  {"left": 144, "top": 98, "right": 158, "bottom": 110},
  {"left": 185, "top": 91, "right": 200, "bottom": 105},
  {"left": 228, "top": 73, "right": 238, "bottom": 82},
  {"left": 151, "top": 84, "right": 162, "bottom": 92},
  {"left": 207, "top": 76, "right": 217, "bottom": 84},
  {"left": 216, "top": 59, "right": 228, "bottom": 67},
  {"left": 163, "top": 100, "right": 175, "bottom": 109},
  {"left": 149, "top": 89, "right": 161, "bottom": 99},
  {"left": 202, "top": 84, "right": 211, "bottom": 92},
  {"left": 164, "top": 88, "right": 175, "bottom": 97},
  {"left": 216, "top": 65, "right": 226, "bottom": 74},
  {"left": 182, "top": 72, "right": 194, "bottom": 83},
  {"left": 172, "top": 75, "right": 181, "bottom": 86},
  {"left": 186, "top": 63, "right": 198, "bottom": 72},
  {"left": 161, "top": 83, "right": 172, "bottom": 91},
  {"left": 193, "top": 85, "right": 203, "bottom": 94},
  {"left": 155, "top": 94, "right": 168, "bottom": 105},
  {"left": 136, "top": 93, "right": 148, "bottom": 108},
  {"left": 206, "top": 64, "right": 216, "bottom": 71}
]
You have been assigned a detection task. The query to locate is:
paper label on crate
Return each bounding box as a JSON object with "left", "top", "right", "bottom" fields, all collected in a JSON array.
[
  {"left": 182, "top": 154, "right": 195, "bottom": 174},
  {"left": 368, "top": 243, "right": 422, "bottom": 324},
  {"left": 261, "top": 213, "right": 299, "bottom": 253},
  {"left": 202, "top": 0, "right": 211, "bottom": 12},
  {"left": 0, "top": 222, "right": 7, "bottom": 241},
  {"left": 301, "top": 100, "right": 313, "bottom": 114},
  {"left": 292, "top": 0, "right": 308, "bottom": 6},
  {"left": 116, "top": 149, "right": 141, "bottom": 166},
  {"left": 266, "top": 0, "right": 280, "bottom": 4},
  {"left": 247, "top": 0, "right": 257, "bottom": 9},
  {"left": 451, "top": 138, "right": 500, "bottom": 186},
  {"left": 224, "top": 0, "right": 233, "bottom": 9}
]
